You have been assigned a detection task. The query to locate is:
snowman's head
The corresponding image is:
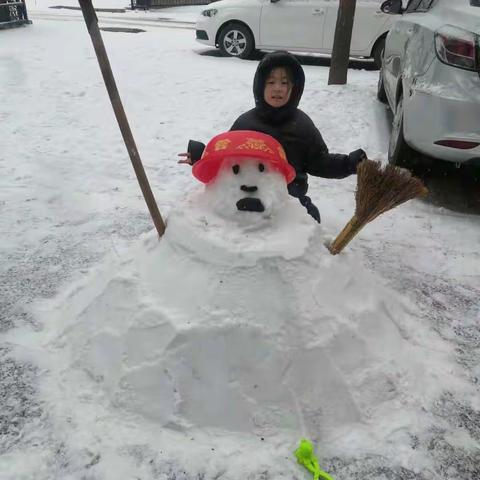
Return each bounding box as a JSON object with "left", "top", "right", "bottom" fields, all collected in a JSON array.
[
  {"left": 205, "top": 155, "right": 290, "bottom": 219},
  {"left": 192, "top": 131, "right": 296, "bottom": 220}
]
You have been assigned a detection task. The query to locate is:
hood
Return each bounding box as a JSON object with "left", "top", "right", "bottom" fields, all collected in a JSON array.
[{"left": 253, "top": 51, "right": 305, "bottom": 124}]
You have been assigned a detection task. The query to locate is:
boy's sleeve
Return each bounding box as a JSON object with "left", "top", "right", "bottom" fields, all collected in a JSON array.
[
  {"left": 188, "top": 140, "right": 206, "bottom": 164},
  {"left": 306, "top": 124, "right": 364, "bottom": 178}
]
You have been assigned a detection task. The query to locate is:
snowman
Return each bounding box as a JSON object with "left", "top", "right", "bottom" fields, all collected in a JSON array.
[
  {"left": 46, "top": 130, "right": 445, "bottom": 479},
  {"left": 167, "top": 129, "right": 316, "bottom": 258}
]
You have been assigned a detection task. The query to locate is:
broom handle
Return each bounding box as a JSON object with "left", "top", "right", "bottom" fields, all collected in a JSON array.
[
  {"left": 329, "top": 215, "right": 365, "bottom": 255},
  {"left": 78, "top": 0, "right": 166, "bottom": 238}
]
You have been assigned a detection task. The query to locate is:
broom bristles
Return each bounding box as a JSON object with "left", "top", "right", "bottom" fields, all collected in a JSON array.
[
  {"left": 355, "top": 159, "right": 428, "bottom": 223},
  {"left": 328, "top": 159, "right": 428, "bottom": 255}
]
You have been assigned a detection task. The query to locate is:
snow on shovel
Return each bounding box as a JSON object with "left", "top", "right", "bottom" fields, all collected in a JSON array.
[
  {"left": 78, "top": 0, "right": 166, "bottom": 237},
  {"left": 329, "top": 159, "right": 428, "bottom": 255}
]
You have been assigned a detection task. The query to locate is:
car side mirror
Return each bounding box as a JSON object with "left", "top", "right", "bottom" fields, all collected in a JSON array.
[{"left": 380, "top": 0, "right": 403, "bottom": 14}]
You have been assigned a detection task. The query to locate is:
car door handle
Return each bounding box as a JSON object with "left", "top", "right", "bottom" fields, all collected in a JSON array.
[{"left": 312, "top": 8, "right": 325, "bottom": 15}]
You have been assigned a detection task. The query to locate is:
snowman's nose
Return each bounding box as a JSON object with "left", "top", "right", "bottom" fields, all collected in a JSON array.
[{"left": 240, "top": 185, "right": 258, "bottom": 193}]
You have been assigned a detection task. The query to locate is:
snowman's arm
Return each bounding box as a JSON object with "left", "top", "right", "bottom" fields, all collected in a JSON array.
[{"left": 187, "top": 140, "right": 206, "bottom": 164}]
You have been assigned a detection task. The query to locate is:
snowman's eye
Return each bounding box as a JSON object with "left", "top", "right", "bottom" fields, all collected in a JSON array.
[
  {"left": 258, "top": 163, "right": 265, "bottom": 172},
  {"left": 232, "top": 165, "right": 240, "bottom": 175}
]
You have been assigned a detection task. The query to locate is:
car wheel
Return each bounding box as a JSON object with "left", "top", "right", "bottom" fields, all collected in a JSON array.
[
  {"left": 377, "top": 67, "right": 387, "bottom": 103},
  {"left": 218, "top": 23, "right": 254, "bottom": 59},
  {"left": 388, "top": 94, "right": 413, "bottom": 167},
  {"left": 373, "top": 37, "right": 385, "bottom": 70}
]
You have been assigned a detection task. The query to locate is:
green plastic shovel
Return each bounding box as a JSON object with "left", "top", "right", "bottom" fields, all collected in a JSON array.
[{"left": 294, "top": 439, "right": 334, "bottom": 480}]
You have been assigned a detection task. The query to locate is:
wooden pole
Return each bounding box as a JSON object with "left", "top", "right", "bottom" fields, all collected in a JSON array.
[
  {"left": 328, "top": 0, "right": 357, "bottom": 85},
  {"left": 78, "top": 0, "right": 166, "bottom": 237}
]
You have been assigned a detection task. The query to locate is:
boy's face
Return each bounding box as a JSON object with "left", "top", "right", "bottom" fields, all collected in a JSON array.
[{"left": 263, "top": 67, "right": 293, "bottom": 108}]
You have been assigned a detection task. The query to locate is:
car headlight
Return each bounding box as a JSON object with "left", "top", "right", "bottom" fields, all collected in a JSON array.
[{"left": 201, "top": 8, "right": 218, "bottom": 17}]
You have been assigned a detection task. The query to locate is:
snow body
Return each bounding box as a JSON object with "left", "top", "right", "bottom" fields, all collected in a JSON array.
[{"left": 54, "top": 164, "right": 448, "bottom": 451}]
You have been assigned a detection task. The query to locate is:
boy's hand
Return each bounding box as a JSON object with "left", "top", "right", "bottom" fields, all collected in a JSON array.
[
  {"left": 348, "top": 149, "right": 367, "bottom": 173},
  {"left": 177, "top": 152, "right": 192, "bottom": 165}
]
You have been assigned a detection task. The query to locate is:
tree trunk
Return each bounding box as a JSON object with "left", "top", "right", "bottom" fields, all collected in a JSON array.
[{"left": 328, "top": 0, "right": 357, "bottom": 85}]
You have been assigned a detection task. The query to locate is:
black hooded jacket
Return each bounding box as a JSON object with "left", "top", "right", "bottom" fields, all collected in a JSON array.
[{"left": 189, "top": 51, "right": 363, "bottom": 198}]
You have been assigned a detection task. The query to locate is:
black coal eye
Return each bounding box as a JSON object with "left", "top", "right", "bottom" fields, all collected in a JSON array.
[
  {"left": 258, "top": 163, "right": 265, "bottom": 172},
  {"left": 232, "top": 165, "right": 240, "bottom": 175}
]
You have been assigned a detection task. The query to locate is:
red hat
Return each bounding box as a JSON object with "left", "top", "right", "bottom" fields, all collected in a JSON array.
[{"left": 192, "top": 130, "right": 296, "bottom": 184}]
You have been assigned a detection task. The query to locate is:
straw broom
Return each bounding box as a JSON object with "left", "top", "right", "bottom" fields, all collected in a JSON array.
[{"left": 329, "top": 159, "right": 428, "bottom": 255}]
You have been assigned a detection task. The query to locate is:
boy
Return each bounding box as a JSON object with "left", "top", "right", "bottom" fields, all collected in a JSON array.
[{"left": 179, "top": 51, "right": 366, "bottom": 223}]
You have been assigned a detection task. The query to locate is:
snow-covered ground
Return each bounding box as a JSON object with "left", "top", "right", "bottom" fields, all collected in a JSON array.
[
  {"left": 27, "top": 0, "right": 202, "bottom": 27},
  {"left": 1, "top": 5, "right": 480, "bottom": 480}
]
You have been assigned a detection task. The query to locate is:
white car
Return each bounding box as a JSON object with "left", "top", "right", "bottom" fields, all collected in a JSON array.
[
  {"left": 378, "top": 0, "right": 480, "bottom": 167},
  {"left": 195, "top": 0, "right": 395, "bottom": 68}
]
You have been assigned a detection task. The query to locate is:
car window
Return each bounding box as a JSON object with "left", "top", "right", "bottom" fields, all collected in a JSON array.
[
  {"left": 405, "top": 0, "right": 435, "bottom": 12},
  {"left": 405, "top": 0, "right": 422, "bottom": 12},
  {"left": 471, "top": 0, "right": 480, "bottom": 6},
  {"left": 418, "top": 0, "right": 436, "bottom": 9}
]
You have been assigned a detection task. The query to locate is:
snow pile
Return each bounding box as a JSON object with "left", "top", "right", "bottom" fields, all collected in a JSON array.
[{"left": 39, "top": 168, "right": 464, "bottom": 479}]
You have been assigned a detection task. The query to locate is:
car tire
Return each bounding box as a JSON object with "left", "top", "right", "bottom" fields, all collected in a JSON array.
[
  {"left": 388, "top": 93, "right": 414, "bottom": 167},
  {"left": 377, "top": 66, "right": 387, "bottom": 103},
  {"left": 218, "top": 23, "right": 255, "bottom": 59},
  {"left": 373, "top": 37, "right": 385, "bottom": 70}
]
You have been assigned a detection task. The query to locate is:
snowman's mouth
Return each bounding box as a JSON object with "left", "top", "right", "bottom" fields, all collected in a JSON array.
[{"left": 236, "top": 197, "right": 265, "bottom": 212}]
